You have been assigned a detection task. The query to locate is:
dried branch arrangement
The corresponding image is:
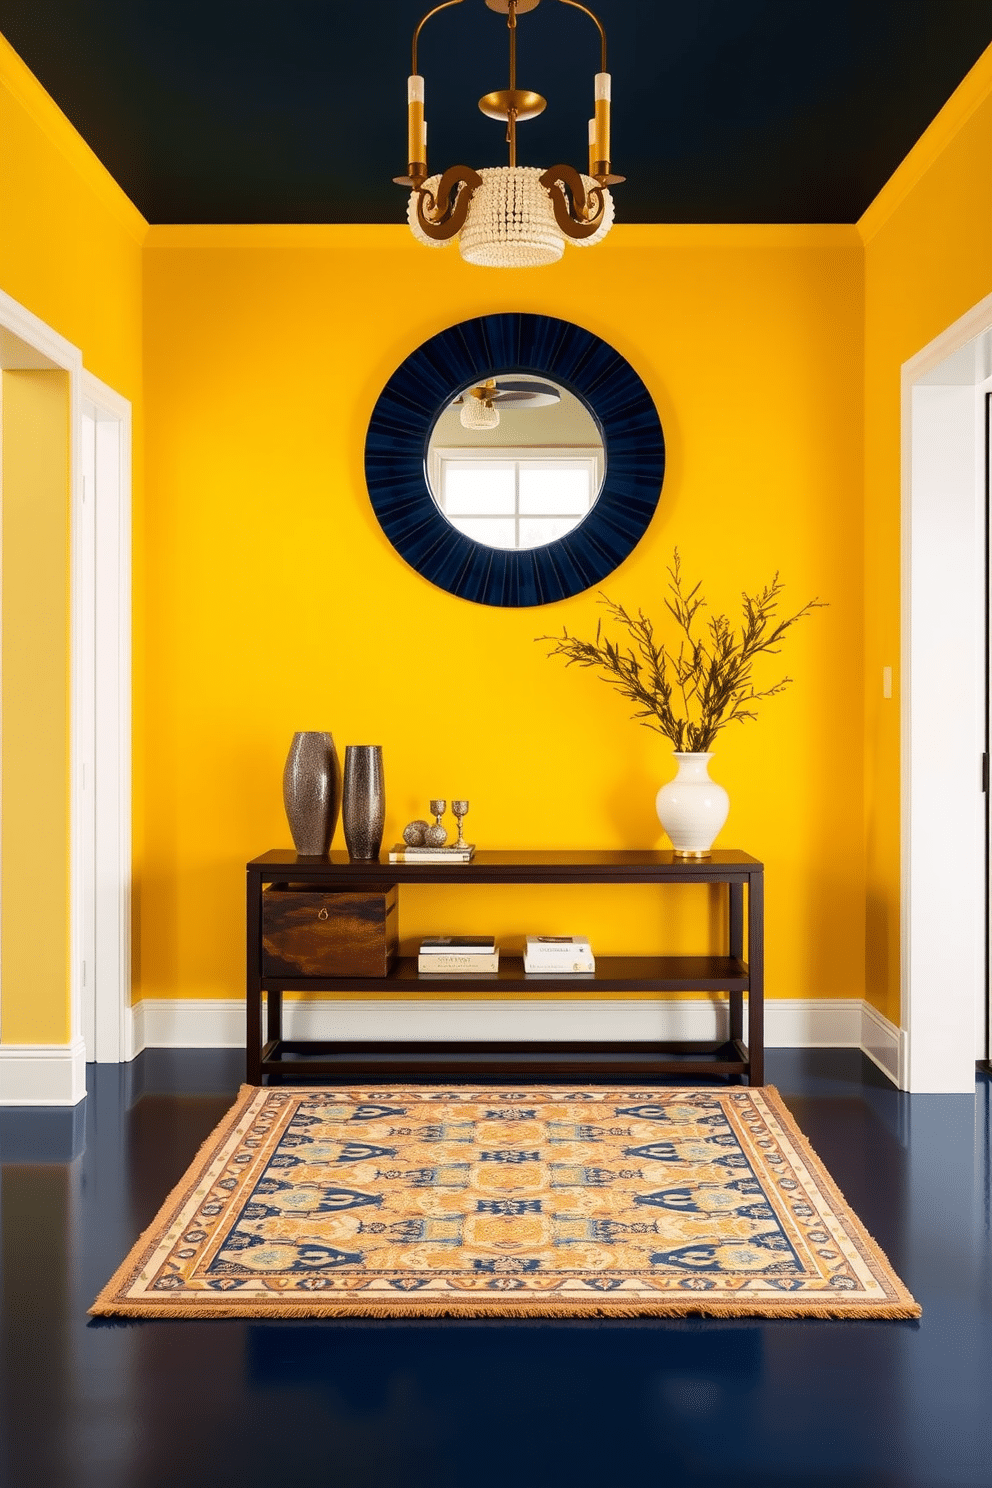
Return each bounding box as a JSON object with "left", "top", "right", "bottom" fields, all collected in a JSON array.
[{"left": 536, "top": 552, "right": 824, "bottom": 753}]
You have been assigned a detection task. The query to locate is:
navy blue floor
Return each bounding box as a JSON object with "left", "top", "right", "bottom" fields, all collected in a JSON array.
[{"left": 1, "top": 1050, "right": 990, "bottom": 1488}]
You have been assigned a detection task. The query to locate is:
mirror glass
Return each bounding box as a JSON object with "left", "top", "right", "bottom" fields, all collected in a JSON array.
[{"left": 426, "top": 375, "right": 605, "bottom": 551}]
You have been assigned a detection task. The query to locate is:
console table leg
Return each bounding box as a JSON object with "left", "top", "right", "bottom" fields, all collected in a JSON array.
[
  {"left": 747, "top": 869, "right": 765, "bottom": 1085},
  {"left": 246, "top": 871, "right": 262, "bottom": 1084},
  {"left": 267, "top": 989, "right": 283, "bottom": 1045},
  {"left": 728, "top": 882, "right": 744, "bottom": 1045}
]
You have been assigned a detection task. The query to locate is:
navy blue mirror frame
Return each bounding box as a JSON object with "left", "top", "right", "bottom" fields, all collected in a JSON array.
[{"left": 364, "top": 313, "right": 665, "bottom": 607}]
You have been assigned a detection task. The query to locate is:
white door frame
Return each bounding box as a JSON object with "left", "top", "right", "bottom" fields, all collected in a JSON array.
[
  {"left": 0, "top": 286, "right": 131, "bottom": 1096},
  {"left": 901, "top": 289, "right": 992, "bottom": 1093},
  {"left": 81, "top": 371, "right": 132, "bottom": 1062}
]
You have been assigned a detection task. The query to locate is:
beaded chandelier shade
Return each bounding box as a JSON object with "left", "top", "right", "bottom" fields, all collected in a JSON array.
[
  {"left": 395, "top": 0, "right": 623, "bottom": 269},
  {"left": 458, "top": 384, "right": 501, "bottom": 428}
]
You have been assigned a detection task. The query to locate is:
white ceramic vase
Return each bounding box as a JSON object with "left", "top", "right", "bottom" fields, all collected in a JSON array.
[{"left": 655, "top": 752, "right": 729, "bottom": 857}]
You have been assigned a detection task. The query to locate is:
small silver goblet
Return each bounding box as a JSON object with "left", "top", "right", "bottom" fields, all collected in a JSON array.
[
  {"left": 429, "top": 799, "right": 446, "bottom": 829},
  {"left": 451, "top": 800, "right": 469, "bottom": 849}
]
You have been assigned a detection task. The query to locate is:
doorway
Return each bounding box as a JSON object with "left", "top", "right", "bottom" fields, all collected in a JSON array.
[
  {"left": 0, "top": 288, "right": 131, "bottom": 1103},
  {"left": 902, "top": 299, "right": 992, "bottom": 1092}
]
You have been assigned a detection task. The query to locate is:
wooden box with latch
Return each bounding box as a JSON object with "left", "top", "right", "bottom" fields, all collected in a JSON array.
[{"left": 260, "top": 884, "right": 398, "bottom": 978}]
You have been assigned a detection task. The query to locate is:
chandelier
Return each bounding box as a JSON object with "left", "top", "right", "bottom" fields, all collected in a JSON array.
[
  {"left": 459, "top": 380, "right": 501, "bottom": 428},
  {"left": 395, "top": 0, "right": 623, "bottom": 268},
  {"left": 454, "top": 374, "right": 562, "bottom": 427}
]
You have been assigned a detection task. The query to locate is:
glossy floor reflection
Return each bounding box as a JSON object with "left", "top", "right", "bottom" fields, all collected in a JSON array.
[{"left": 1, "top": 1050, "right": 990, "bottom": 1488}]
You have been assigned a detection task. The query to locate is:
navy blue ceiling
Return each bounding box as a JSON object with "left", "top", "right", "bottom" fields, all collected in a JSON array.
[{"left": 1, "top": 0, "right": 991, "bottom": 225}]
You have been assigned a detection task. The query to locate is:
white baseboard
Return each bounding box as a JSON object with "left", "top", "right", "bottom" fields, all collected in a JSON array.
[
  {"left": 131, "top": 997, "right": 246, "bottom": 1050},
  {"left": 131, "top": 996, "right": 868, "bottom": 1054},
  {"left": 0, "top": 1037, "right": 88, "bottom": 1105},
  {"left": 861, "top": 1002, "right": 904, "bottom": 1086},
  {"left": 0, "top": 1002, "right": 896, "bottom": 1100},
  {"left": 764, "top": 998, "right": 864, "bottom": 1048},
  {"left": 0, "top": 993, "right": 919, "bottom": 1104}
]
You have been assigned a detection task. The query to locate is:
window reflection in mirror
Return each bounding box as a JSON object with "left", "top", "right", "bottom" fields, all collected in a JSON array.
[{"left": 426, "top": 375, "right": 605, "bottom": 551}]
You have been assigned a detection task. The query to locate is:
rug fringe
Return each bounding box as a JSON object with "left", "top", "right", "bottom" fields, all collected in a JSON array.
[{"left": 89, "top": 1298, "right": 922, "bottom": 1321}]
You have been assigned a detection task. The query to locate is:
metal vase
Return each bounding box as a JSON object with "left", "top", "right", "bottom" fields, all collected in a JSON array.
[
  {"left": 342, "top": 745, "right": 385, "bottom": 861},
  {"left": 282, "top": 731, "right": 342, "bottom": 857}
]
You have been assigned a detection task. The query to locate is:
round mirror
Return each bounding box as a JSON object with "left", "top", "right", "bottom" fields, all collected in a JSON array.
[
  {"left": 427, "top": 374, "right": 605, "bottom": 551},
  {"left": 364, "top": 313, "right": 665, "bottom": 607}
]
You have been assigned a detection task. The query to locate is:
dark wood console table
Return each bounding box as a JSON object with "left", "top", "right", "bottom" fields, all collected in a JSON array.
[{"left": 246, "top": 849, "right": 764, "bottom": 1085}]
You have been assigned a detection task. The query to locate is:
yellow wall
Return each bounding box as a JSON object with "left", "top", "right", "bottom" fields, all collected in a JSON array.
[
  {"left": 0, "top": 36, "right": 144, "bottom": 1045},
  {"left": 140, "top": 223, "right": 865, "bottom": 1006},
  {"left": 0, "top": 37, "right": 145, "bottom": 394},
  {"left": 861, "top": 48, "right": 992, "bottom": 1024},
  {"left": 15, "top": 26, "right": 992, "bottom": 1039},
  {"left": 1, "top": 371, "right": 70, "bottom": 1042}
]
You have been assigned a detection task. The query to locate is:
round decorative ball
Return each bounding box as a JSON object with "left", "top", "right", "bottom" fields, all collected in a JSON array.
[
  {"left": 403, "top": 819, "right": 429, "bottom": 846},
  {"left": 424, "top": 823, "right": 448, "bottom": 847}
]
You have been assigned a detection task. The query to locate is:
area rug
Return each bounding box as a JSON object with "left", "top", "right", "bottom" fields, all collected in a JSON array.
[{"left": 91, "top": 1084, "right": 920, "bottom": 1320}]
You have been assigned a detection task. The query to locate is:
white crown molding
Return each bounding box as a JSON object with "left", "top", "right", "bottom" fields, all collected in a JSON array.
[{"left": 0, "top": 1038, "right": 87, "bottom": 1105}]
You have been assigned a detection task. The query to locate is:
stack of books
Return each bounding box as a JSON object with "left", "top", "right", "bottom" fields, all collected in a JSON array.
[
  {"left": 418, "top": 935, "right": 498, "bottom": 973},
  {"left": 389, "top": 842, "right": 476, "bottom": 863},
  {"left": 523, "top": 935, "right": 595, "bottom": 974}
]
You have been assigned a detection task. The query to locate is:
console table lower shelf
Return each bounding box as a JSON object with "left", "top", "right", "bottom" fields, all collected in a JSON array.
[
  {"left": 251, "top": 956, "right": 759, "bottom": 1084},
  {"left": 257, "top": 1039, "right": 752, "bottom": 1081},
  {"left": 246, "top": 849, "right": 765, "bottom": 1086}
]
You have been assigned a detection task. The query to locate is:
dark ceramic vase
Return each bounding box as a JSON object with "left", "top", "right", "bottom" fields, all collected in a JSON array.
[
  {"left": 283, "top": 732, "right": 341, "bottom": 856},
  {"left": 342, "top": 745, "right": 385, "bottom": 861}
]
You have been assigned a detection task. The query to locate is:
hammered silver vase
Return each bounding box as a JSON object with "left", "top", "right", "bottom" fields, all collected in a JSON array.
[
  {"left": 342, "top": 744, "right": 385, "bottom": 861},
  {"left": 282, "top": 731, "right": 341, "bottom": 856}
]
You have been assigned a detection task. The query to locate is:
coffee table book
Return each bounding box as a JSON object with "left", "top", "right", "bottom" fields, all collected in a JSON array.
[
  {"left": 389, "top": 844, "right": 476, "bottom": 863},
  {"left": 420, "top": 935, "right": 495, "bottom": 953},
  {"left": 417, "top": 951, "right": 500, "bottom": 973},
  {"left": 524, "top": 934, "right": 595, "bottom": 973}
]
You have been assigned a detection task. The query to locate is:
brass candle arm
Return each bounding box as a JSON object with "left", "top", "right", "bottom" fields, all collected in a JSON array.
[{"left": 412, "top": 165, "right": 484, "bottom": 239}]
